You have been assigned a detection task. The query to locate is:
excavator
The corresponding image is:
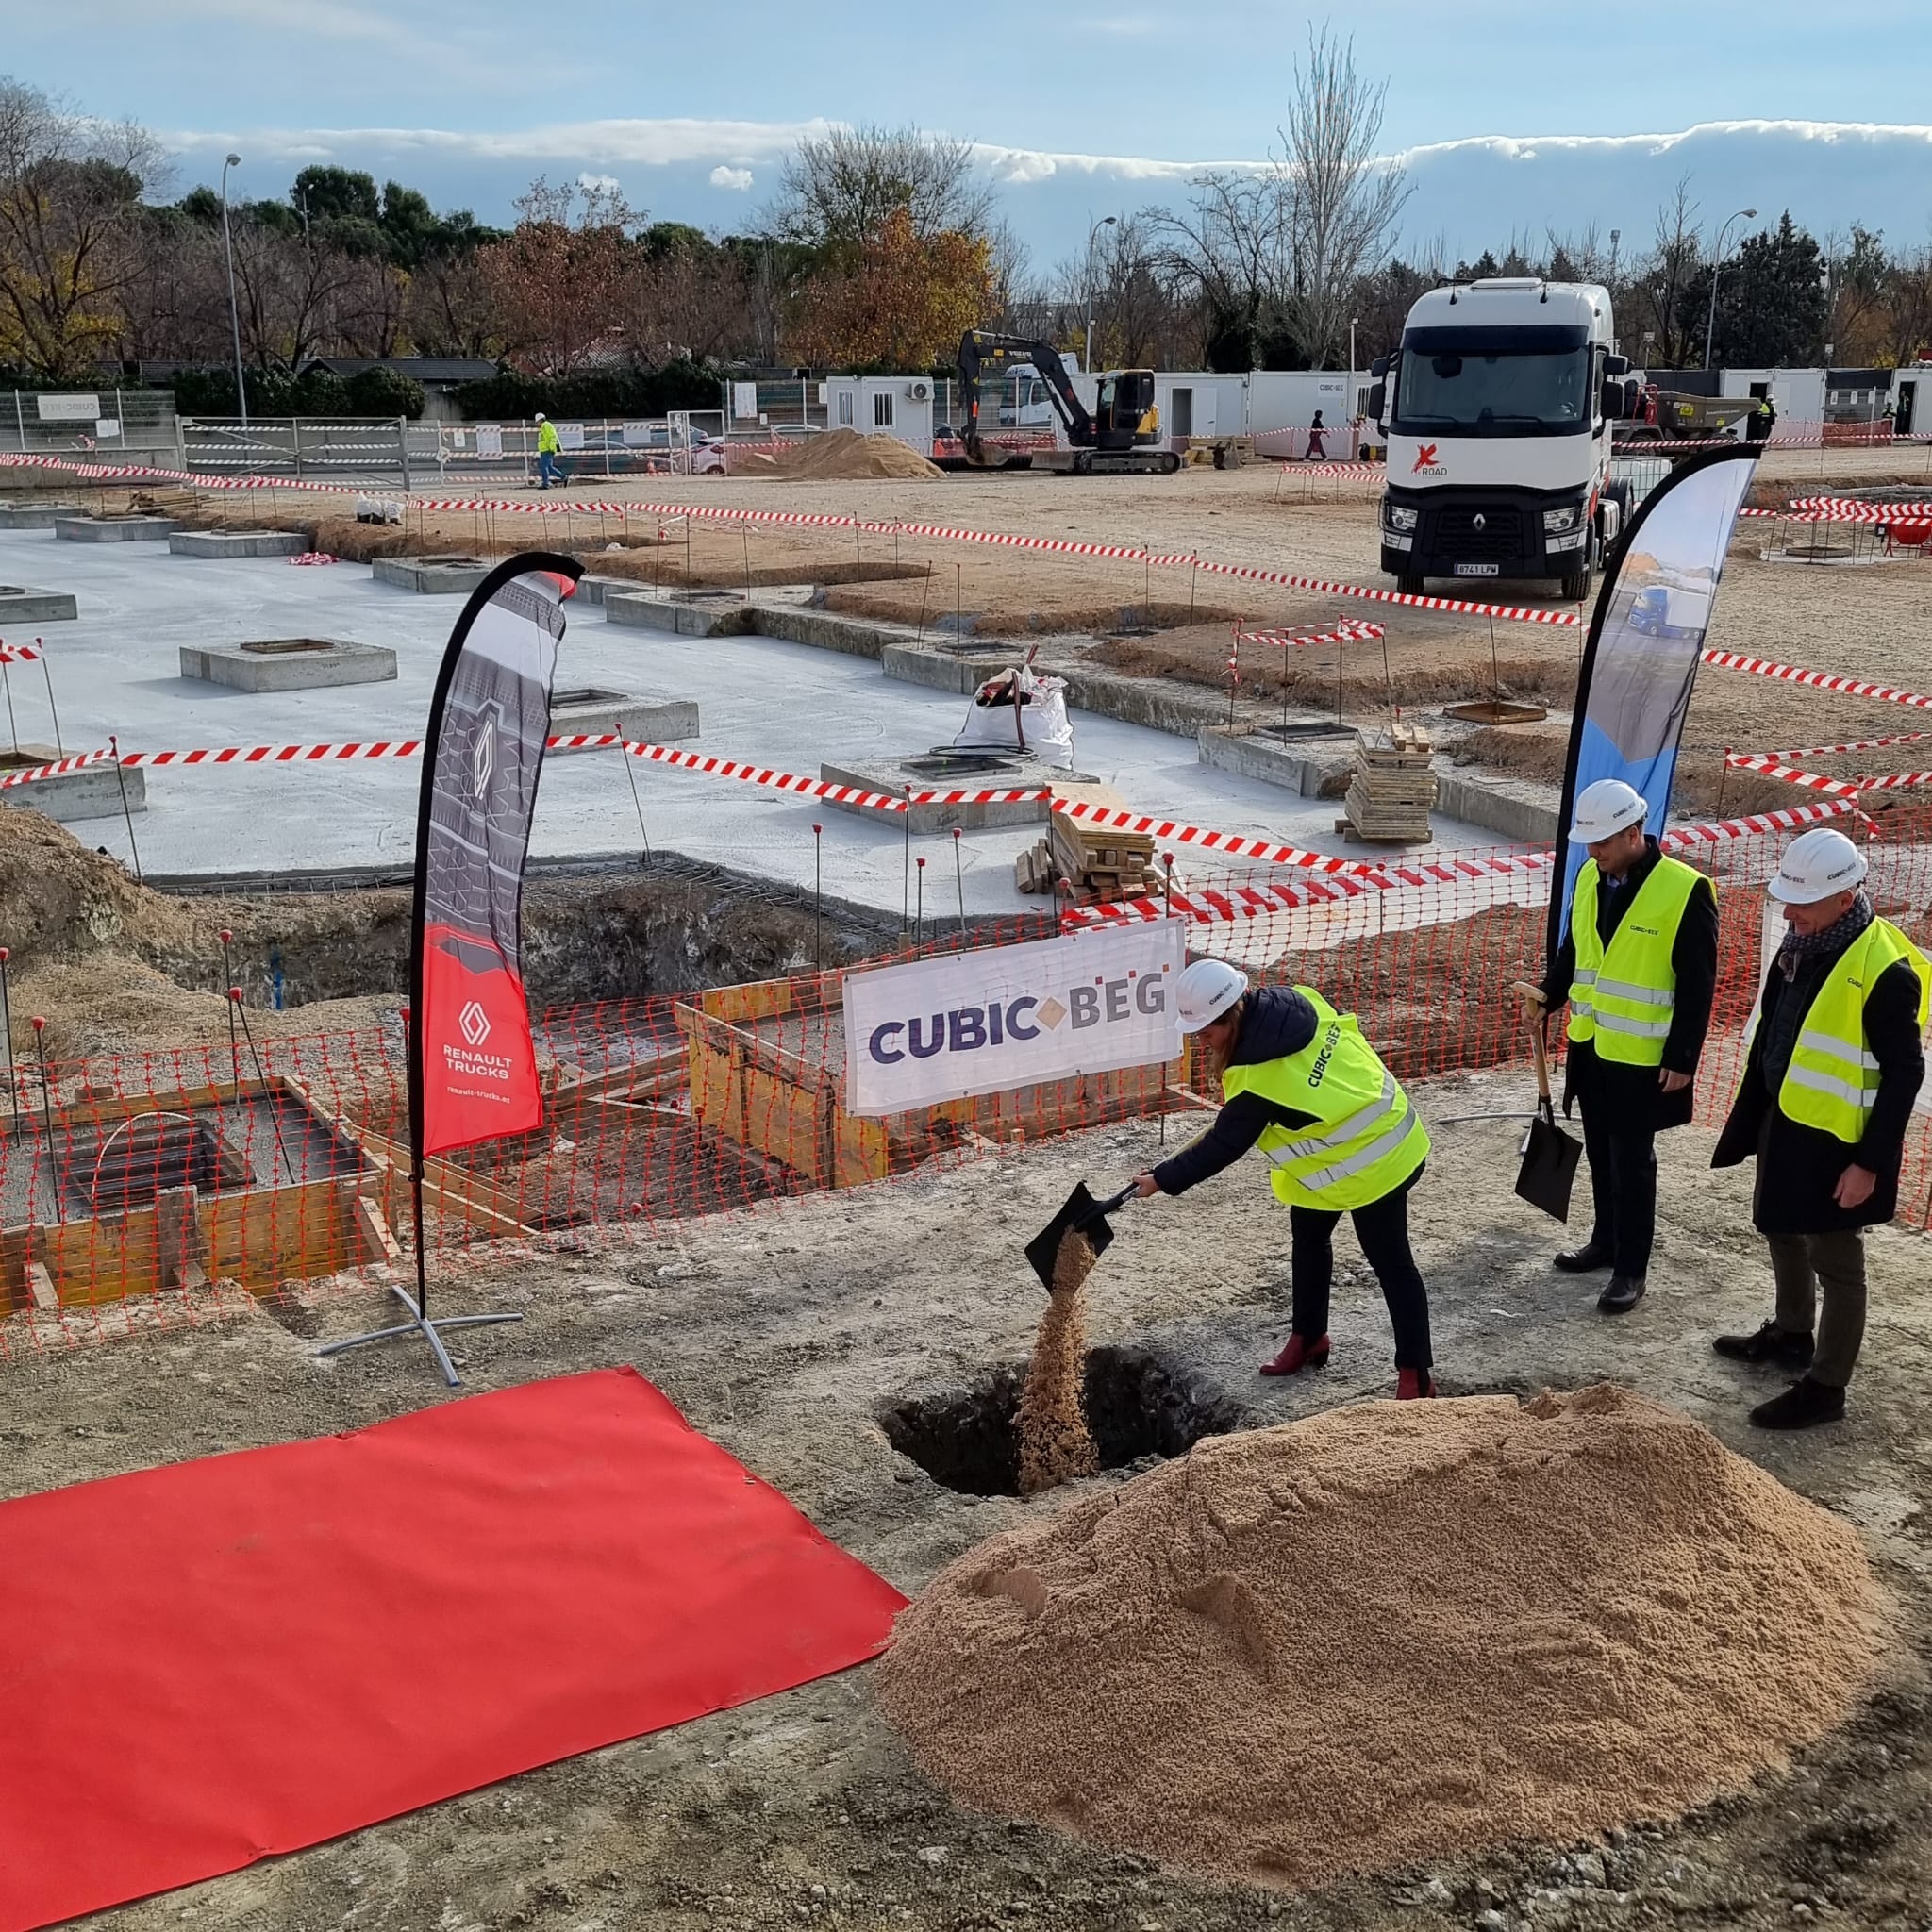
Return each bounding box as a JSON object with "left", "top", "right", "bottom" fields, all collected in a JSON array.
[{"left": 956, "top": 330, "right": 1180, "bottom": 475}]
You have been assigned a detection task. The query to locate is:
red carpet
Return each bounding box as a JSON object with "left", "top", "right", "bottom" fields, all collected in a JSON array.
[{"left": 0, "top": 1367, "right": 906, "bottom": 1932}]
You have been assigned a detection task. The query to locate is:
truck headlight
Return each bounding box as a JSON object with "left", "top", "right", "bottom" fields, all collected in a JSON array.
[
  {"left": 1385, "top": 504, "right": 1418, "bottom": 532},
  {"left": 1542, "top": 505, "right": 1580, "bottom": 532}
]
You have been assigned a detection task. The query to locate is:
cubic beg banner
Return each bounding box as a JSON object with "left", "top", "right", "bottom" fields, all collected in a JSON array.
[
  {"left": 844, "top": 920, "right": 1185, "bottom": 1117},
  {"left": 1549, "top": 444, "right": 1758, "bottom": 949},
  {"left": 414, "top": 554, "right": 582, "bottom": 1156}
]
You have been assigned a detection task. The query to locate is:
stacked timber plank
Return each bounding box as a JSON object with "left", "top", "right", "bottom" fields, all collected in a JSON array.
[{"left": 1342, "top": 721, "right": 1436, "bottom": 842}]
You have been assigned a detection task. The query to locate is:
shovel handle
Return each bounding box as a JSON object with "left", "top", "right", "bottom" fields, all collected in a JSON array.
[
  {"left": 1528, "top": 1010, "right": 1556, "bottom": 1111},
  {"left": 1079, "top": 1182, "right": 1137, "bottom": 1225}
]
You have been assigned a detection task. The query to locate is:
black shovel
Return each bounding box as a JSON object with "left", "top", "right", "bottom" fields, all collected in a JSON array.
[
  {"left": 1025, "top": 1181, "right": 1134, "bottom": 1294},
  {"left": 1515, "top": 1017, "right": 1581, "bottom": 1222}
]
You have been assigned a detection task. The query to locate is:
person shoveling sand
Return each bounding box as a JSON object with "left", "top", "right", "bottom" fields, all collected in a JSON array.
[
  {"left": 1015, "top": 1231, "right": 1101, "bottom": 1496},
  {"left": 878, "top": 1384, "right": 1888, "bottom": 1890}
]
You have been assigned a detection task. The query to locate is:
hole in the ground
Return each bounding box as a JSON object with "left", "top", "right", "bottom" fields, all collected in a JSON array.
[
  {"left": 239, "top": 637, "right": 334, "bottom": 655},
  {"left": 880, "top": 1345, "right": 1244, "bottom": 1496}
]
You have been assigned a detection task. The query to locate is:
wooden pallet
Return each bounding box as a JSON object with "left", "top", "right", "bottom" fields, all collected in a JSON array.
[{"left": 1343, "top": 721, "right": 1436, "bottom": 842}]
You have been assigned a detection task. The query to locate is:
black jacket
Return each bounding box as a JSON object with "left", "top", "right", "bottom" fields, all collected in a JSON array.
[
  {"left": 1711, "top": 940, "right": 1924, "bottom": 1234},
  {"left": 1152, "top": 984, "right": 1319, "bottom": 1195},
  {"left": 1539, "top": 840, "right": 1720, "bottom": 1134}
]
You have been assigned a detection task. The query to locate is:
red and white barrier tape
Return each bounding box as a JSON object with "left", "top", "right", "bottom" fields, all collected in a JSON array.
[
  {"left": 1722, "top": 753, "right": 1864, "bottom": 799},
  {"left": 288, "top": 552, "right": 340, "bottom": 566},
  {"left": 1771, "top": 732, "right": 1928, "bottom": 759},
  {"left": 1237, "top": 618, "right": 1386, "bottom": 650},
  {"left": 0, "top": 749, "right": 111, "bottom": 790},
  {"left": 0, "top": 642, "right": 44, "bottom": 664},
  {"left": 1699, "top": 649, "right": 1932, "bottom": 711}
]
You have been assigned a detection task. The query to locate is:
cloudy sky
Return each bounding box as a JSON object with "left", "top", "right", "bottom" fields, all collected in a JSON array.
[{"left": 13, "top": 0, "right": 1932, "bottom": 265}]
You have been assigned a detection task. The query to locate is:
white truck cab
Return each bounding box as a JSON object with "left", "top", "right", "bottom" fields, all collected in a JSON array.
[{"left": 1370, "top": 279, "right": 1636, "bottom": 601}]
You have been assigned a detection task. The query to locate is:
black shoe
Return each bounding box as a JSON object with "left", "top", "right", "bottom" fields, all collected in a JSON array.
[
  {"left": 1597, "top": 1274, "right": 1646, "bottom": 1314},
  {"left": 1554, "top": 1242, "right": 1613, "bottom": 1274},
  {"left": 1713, "top": 1320, "right": 1815, "bottom": 1370},
  {"left": 1750, "top": 1376, "right": 1846, "bottom": 1430}
]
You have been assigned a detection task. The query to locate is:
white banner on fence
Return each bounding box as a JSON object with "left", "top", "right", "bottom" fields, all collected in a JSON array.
[
  {"left": 732, "top": 382, "right": 758, "bottom": 421},
  {"left": 844, "top": 921, "right": 1185, "bottom": 1117},
  {"left": 476, "top": 424, "right": 504, "bottom": 460},
  {"left": 36, "top": 392, "right": 99, "bottom": 422}
]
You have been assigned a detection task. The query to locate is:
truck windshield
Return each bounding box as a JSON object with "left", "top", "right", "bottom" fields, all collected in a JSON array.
[{"left": 1393, "top": 325, "right": 1592, "bottom": 438}]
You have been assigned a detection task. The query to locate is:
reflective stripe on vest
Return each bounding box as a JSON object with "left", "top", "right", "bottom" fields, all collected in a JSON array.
[
  {"left": 1222, "top": 989, "right": 1430, "bottom": 1211},
  {"left": 1771, "top": 919, "right": 1931, "bottom": 1143},
  {"left": 1567, "top": 856, "right": 1704, "bottom": 1067}
]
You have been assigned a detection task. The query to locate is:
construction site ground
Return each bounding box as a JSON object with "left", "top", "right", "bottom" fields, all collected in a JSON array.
[{"left": 7, "top": 1087, "right": 1930, "bottom": 1932}]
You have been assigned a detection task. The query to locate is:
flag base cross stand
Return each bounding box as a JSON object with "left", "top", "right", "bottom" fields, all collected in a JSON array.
[{"left": 315, "top": 1282, "right": 523, "bottom": 1389}]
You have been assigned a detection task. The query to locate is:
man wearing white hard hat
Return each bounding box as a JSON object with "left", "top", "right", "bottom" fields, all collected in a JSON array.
[
  {"left": 1520, "top": 776, "right": 1718, "bottom": 1313},
  {"left": 1131, "top": 959, "right": 1438, "bottom": 1398},
  {"left": 1708, "top": 826, "right": 1926, "bottom": 1428}
]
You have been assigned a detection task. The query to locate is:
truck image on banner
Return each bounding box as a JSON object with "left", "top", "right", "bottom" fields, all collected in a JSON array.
[{"left": 844, "top": 921, "right": 1184, "bottom": 1117}]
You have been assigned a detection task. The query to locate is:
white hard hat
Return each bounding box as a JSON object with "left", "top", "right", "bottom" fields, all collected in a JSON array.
[
  {"left": 534, "top": 411, "right": 546, "bottom": 422},
  {"left": 1768, "top": 826, "right": 1868, "bottom": 905},
  {"left": 1175, "top": 958, "right": 1249, "bottom": 1033},
  {"left": 1568, "top": 777, "right": 1648, "bottom": 843}
]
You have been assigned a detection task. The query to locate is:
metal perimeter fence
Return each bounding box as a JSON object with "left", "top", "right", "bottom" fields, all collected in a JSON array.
[{"left": 6, "top": 806, "right": 1932, "bottom": 1358}]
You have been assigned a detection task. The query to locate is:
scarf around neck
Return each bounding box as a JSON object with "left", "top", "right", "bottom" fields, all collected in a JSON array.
[{"left": 1776, "top": 890, "right": 1874, "bottom": 979}]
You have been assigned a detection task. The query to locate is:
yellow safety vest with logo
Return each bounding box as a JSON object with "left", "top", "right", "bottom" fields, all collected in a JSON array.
[
  {"left": 1222, "top": 987, "right": 1430, "bottom": 1211},
  {"left": 1568, "top": 856, "right": 1705, "bottom": 1068},
  {"left": 1764, "top": 917, "right": 1931, "bottom": 1144}
]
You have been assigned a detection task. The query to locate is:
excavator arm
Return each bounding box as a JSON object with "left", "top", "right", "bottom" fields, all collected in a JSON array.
[{"left": 958, "top": 330, "right": 1093, "bottom": 460}]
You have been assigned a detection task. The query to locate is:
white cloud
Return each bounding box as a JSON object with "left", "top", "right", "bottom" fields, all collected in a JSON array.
[
  {"left": 709, "top": 165, "right": 754, "bottom": 191},
  {"left": 577, "top": 172, "right": 622, "bottom": 193}
]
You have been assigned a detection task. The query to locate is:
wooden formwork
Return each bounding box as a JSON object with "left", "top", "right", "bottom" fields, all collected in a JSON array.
[
  {"left": 0, "top": 1074, "right": 533, "bottom": 1315},
  {"left": 674, "top": 970, "right": 1208, "bottom": 1191}
]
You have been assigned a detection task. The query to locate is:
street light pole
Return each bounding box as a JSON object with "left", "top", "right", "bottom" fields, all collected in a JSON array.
[
  {"left": 220, "top": 153, "right": 248, "bottom": 426},
  {"left": 1703, "top": 207, "right": 1757, "bottom": 374},
  {"left": 1084, "top": 214, "right": 1117, "bottom": 375}
]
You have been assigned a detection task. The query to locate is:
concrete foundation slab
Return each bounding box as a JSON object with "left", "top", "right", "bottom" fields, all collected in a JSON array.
[
  {"left": 168, "top": 530, "right": 308, "bottom": 559},
  {"left": 0, "top": 503, "right": 84, "bottom": 530},
  {"left": 0, "top": 583, "right": 78, "bottom": 624},
  {"left": 54, "top": 514, "right": 178, "bottom": 542},
  {"left": 549, "top": 687, "right": 700, "bottom": 747},
  {"left": 604, "top": 590, "right": 756, "bottom": 637},
  {"left": 879, "top": 643, "right": 1009, "bottom": 696},
  {"left": 1198, "top": 721, "right": 1356, "bottom": 800},
  {"left": 819, "top": 750, "right": 1093, "bottom": 832},
  {"left": 371, "top": 555, "right": 491, "bottom": 594},
  {"left": 1433, "top": 768, "right": 1560, "bottom": 844},
  {"left": 178, "top": 637, "right": 398, "bottom": 692},
  {"left": 0, "top": 745, "right": 146, "bottom": 822}
]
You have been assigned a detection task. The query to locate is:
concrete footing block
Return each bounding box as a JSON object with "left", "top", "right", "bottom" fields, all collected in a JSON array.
[
  {"left": 1433, "top": 770, "right": 1561, "bottom": 844},
  {"left": 604, "top": 590, "right": 756, "bottom": 636},
  {"left": 879, "top": 644, "right": 1009, "bottom": 695},
  {"left": 371, "top": 555, "right": 491, "bottom": 593},
  {"left": 818, "top": 752, "right": 1086, "bottom": 832},
  {"left": 549, "top": 689, "right": 700, "bottom": 746},
  {"left": 0, "top": 583, "right": 78, "bottom": 623},
  {"left": 1198, "top": 723, "right": 1356, "bottom": 799},
  {"left": 0, "top": 745, "right": 146, "bottom": 822},
  {"left": 179, "top": 638, "right": 398, "bottom": 691},
  {"left": 0, "top": 503, "right": 85, "bottom": 530},
  {"left": 54, "top": 514, "right": 178, "bottom": 542},
  {"left": 168, "top": 530, "right": 308, "bottom": 559}
]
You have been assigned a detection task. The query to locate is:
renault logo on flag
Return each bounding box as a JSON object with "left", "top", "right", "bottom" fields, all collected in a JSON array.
[
  {"left": 458, "top": 999, "right": 491, "bottom": 1046},
  {"left": 472, "top": 718, "right": 496, "bottom": 799}
]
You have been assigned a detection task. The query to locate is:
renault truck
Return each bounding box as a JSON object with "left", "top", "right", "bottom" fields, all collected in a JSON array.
[{"left": 1369, "top": 279, "right": 1637, "bottom": 602}]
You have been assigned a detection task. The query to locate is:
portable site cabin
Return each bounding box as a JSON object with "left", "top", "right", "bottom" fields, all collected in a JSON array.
[{"left": 822, "top": 375, "right": 936, "bottom": 452}]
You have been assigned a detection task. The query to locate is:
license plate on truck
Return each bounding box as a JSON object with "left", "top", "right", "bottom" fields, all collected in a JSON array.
[{"left": 1454, "top": 562, "right": 1501, "bottom": 577}]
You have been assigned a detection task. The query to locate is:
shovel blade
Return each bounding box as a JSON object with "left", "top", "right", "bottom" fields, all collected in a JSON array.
[
  {"left": 1025, "top": 1182, "right": 1117, "bottom": 1292},
  {"left": 1516, "top": 1113, "right": 1582, "bottom": 1223}
]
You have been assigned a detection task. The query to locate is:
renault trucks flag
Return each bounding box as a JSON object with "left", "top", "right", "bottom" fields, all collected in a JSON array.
[
  {"left": 413, "top": 554, "right": 581, "bottom": 1156},
  {"left": 1548, "top": 445, "right": 1757, "bottom": 957}
]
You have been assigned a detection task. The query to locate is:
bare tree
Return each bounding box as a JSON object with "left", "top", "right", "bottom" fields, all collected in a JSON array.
[
  {"left": 1627, "top": 177, "right": 1703, "bottom": 370},
  {"left": 769, "top": 125, "right": 995, "bottom": 249},
  {"left": 0, "top": 78, "right": 168, "bottom": 376},
  {"left": 1277, "top": 27, "right": 1410, "bottom": 366},
  {"left": 1147, "top": 169, "right": 1290, "bottom": 364}
]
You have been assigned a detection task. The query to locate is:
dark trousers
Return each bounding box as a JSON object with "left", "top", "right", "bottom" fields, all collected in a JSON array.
[
  {"left": 1289, "top": 1167, "right": 1432, "bottom": 1369},
  {"left": 1578, "top": 1101, "right": 1657, "bottom": 1277}
]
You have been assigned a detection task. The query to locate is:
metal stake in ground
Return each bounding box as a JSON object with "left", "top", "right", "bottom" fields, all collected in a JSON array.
[
  {"left": 219, "top": 929, "right": 242, "bottom": 1085},
  {"left": 38, "top": 639, "right": 62, "bottom": 758},
  {"left": 1, "top": 655, "right": 18, "bottom": 756},
  {"left": 742, "top": 528, "right": 753, "bottom": 602},
  {"left": 0, "top": 946, "right": 12, "bottom": 1124},
  {"left": 953, "top": 827, "right": 965, "bottom": 936},
  {"left": 955, "top": 564, "right": 963, "bottom": 639},
  {"left": 901, "top": 786, "right": 912, "bottom": 940},
  {"left": 108, "top": 734, "right": 142, "bottom": 884},
  {"left": 812, "top": 823, "right": 823, "bottom": 969},
  {"left": 620, "top": 741, "right": 652, "bottom": 868},
  {"left": 30, "top": 1015, "right": 62, "bottom": 1224},
  {"left": 916, "top": 565, "right": 931, "bottom": 641},
  {"left": 230, "top": 987, "right": 295, "bottom": 1184},
  {"left": 916, "top": 857, "right": 925, "bottom": 954}
]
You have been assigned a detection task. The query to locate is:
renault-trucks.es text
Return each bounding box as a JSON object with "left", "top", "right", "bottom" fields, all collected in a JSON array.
[{"left": 1369, "top": 279, "right": 1639, "bottom": 603}]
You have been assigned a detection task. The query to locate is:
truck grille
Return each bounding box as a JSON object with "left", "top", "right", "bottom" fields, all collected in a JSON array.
[{"left": 1433, "top": 505, "right": 1524, "bottom": 560}]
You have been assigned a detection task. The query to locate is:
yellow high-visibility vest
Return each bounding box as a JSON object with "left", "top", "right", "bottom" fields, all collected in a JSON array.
[
  {"left": 1769, "top": 918, "right": 1930, "bottom": 1143},
  {"left": 1568, "top": 856, "right": 1705, "bottom": 1068},
  {"left": 1222, "top": 987, "right": 1429, "bottom": 1210}
]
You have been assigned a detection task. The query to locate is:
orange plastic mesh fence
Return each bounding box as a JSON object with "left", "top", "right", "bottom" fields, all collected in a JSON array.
[{"left": 5, "top": 809, "right": 1930, "bottom": 1356}]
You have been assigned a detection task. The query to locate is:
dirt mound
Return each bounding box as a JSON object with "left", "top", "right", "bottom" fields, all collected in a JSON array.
[
  {"left": 877, "top": 1384, "right": 1887, "bottom": 1890},
  {"left": 0, "top": 808, "right": 196, "bottom": 970},
  {"left": 755, "top": 428, "right": 943, "bottom": 482}
]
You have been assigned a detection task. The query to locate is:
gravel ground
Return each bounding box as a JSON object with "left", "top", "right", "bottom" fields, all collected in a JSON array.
[{"left": 7, "top": 1067, "right": 1931, "bottom": 1932}]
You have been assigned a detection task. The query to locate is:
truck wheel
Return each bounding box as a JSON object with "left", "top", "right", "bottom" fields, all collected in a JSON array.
[
  {"left": 1559, "top": 563, "right": 1592, "bottom": 603},
  {"left": 1396, "top": 573, "right": 1425, "bottom": 597}
]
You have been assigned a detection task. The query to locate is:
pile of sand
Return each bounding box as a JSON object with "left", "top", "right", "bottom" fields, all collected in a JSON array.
[
  {"left": 1016, "top": 1232, "right": 1100, "bottom": 1496},
  {"left": 877, "top": 1385, "right": 1887, "bottom": 1889},
  {"left": 0, "top": 808, "right": 194, "bottom": 969},
  {"left": 744, "top": 427, "right": 942, "bottom": 482}
]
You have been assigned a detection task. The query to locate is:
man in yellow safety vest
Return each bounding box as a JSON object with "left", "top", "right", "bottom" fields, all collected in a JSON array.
[
  {"left": 535, "top": 412, "right": 562, "bottom": 491},
  {"left": 1132, "top": 958, "right": 1438, "bottom": 1397},
  {"left": 1710, "top": 826, "right": 1927, "bottom": 1428},
  {"left": 1522, "top": 776, "right": 1718, "bottom": 1314}
]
